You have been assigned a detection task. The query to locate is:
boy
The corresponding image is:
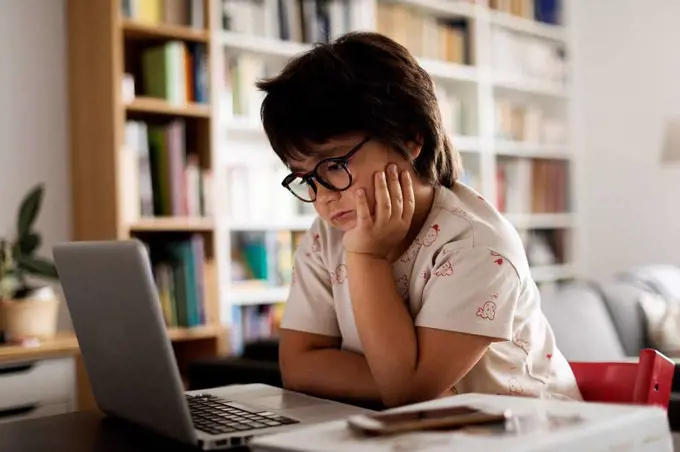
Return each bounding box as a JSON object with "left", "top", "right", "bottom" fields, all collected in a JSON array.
[{"left": 256, "top": 32, "right": 582, "bottom": 408}]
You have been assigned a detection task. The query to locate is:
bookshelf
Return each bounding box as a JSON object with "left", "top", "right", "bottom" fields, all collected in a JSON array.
[
  {"left": 215, "top": 0, "right": 577, "bottom": 352},
  {"left": 66, "top": 0, "right": 228, "bottom": 393}
]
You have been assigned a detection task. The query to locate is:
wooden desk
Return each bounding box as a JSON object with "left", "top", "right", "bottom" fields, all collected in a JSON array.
[{"left": 0, "top": 410, "right": 251, "bottom": 451}]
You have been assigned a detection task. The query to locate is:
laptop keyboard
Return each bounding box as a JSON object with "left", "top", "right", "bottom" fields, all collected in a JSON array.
[{"left": 186, "top": 393, "right": 299, "bottom": 436}]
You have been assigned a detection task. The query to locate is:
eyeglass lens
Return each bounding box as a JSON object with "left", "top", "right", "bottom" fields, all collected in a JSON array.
[{"left": 288, "top": 161, "right": 352, "bottom": 202}]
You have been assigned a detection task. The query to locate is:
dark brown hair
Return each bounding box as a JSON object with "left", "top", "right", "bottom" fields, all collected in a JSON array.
[{"left": 256, "top": 32, "right": 461, "bottom": 188}]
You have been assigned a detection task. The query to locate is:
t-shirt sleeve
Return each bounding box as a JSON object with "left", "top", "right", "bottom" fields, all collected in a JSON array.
[
  {"left": 279, "top": 227, "right": 340, "bottom": 337},
  {"left": 415, "top": 246, "right": 521, "bottom": 341}
]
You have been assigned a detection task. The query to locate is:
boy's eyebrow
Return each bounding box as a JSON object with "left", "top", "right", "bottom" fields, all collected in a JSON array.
[{"left": 288, "top": 144, "right": 346, "bottom": 173}]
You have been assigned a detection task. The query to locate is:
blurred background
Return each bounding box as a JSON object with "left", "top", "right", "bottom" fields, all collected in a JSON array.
[{"left": 1, "top": 0, "right": 679, "bottom": 425}]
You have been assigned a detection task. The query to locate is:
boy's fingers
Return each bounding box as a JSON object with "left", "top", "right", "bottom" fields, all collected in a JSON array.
[
  {"left": 387, "top": 164, "right": 403, "bottom": 219},
  {"left": 401, "top": 171, "right": 415, "bottom": 222},
  {"left": 355, "top": 189, "right": 373, "bottom": 227},
  {"left": 375, "top": 171, "right": 391, "bottom": 225}
]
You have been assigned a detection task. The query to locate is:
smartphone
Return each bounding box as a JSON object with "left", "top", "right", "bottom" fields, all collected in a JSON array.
[{"left": 346, "top": 405, "right": 512, "bottom": 436}]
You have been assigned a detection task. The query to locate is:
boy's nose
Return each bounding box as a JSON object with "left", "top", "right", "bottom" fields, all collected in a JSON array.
[{"left": 315, "top": 183, "right": 341, "bottom": 203}]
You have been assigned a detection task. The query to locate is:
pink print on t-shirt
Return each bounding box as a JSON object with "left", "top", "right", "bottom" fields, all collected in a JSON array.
[
  {"left": 449, "top": 207, "right": 468, "bottom": 218},
  {"left": 418, "top": 224, "right": 440, "bottom": 247},
  {"left": 311, "top": 233, "right": 321, "bottom": 253},
  {"left": 512, "top": 337, "right": 530, "bottom": 354},
  {"left": 491, "top": 250, "right": 504, "bottom": 266},
  {"left": 396, "top": 275, "right": 409, "bottom": 298},
  {"left": 421, "top": 270, "right": 431, "bottom": 281},
  {"left": 400, "top": 241, "right": 421, "bottom": 263},
  {"left": 434, "top": 261, "right": 454, "bottom": 276},
  {"left": 331, "top": 264, "right": 347, "bottom": 285},
  {"left": 509, "top": 378, "right": 524, "bottom": 396},
  {"left": 476, "top": 293, "right": 499, "bottom": 320}
]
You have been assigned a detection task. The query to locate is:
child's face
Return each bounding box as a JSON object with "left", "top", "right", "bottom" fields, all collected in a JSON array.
[{"left": 288, "top": 133, "right": 417, "bottom": 232}]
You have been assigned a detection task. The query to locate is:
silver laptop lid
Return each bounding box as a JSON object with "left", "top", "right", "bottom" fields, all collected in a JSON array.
[{"left": 53, "top": 239, "right": 197, "bottom": 445}]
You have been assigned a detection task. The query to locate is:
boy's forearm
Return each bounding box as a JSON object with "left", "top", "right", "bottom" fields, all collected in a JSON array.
[
  {"left": 347, "top": 253, "right": 419, "bottom": 407},
  {"left": 282, "top": 348, "right": 382, "bottom": 403}
]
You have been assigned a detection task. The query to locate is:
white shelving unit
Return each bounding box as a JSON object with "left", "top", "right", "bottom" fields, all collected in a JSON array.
[{"left": 210, "top": 0, "right": 576, "bottom": 328}]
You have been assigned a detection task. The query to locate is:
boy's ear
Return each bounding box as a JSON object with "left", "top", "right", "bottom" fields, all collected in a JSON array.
[{"left": 406, "top": 138, "right": 423, "bottom": 159}]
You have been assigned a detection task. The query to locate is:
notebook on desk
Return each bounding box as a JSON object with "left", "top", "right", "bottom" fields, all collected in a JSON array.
[{"left": 249, "top": 393, "right": 673, "bottom": 452}]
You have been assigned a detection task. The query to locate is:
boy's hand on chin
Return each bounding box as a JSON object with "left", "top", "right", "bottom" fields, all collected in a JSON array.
[{"left": 342, "top": 164, "right": 415, "bottom": 259}]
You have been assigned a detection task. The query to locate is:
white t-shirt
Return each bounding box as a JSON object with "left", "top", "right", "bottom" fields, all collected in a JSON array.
[{"left": 282, "top": 183, "right": 583, "bottom": 401}]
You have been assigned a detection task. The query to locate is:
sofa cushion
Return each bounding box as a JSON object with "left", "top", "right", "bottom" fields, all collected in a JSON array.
[
  {"left": 620, "top": 265, "right": 680, "bottom": 301},
  {"left": 541, "top": 282, "right": 627, "bottom": 361},
  {"left": 594, "top": 279, "right": 650, "bottom": 356}
]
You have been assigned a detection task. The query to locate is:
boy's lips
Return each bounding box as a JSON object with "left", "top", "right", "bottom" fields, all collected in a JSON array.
[{"left": 331, "top": 210, "right": 354, "bottom": 221}]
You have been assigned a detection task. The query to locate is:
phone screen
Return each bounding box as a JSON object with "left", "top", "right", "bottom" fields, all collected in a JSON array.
[{"left": 370, "top": 406, "right": 486, "bottom": 425}]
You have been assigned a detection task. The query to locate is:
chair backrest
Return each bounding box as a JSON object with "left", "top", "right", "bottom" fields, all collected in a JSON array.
[{"left": 569, "top": 348, "right": 675, "bottom": 410}]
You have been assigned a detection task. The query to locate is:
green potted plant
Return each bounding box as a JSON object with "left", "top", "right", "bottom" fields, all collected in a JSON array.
[{"left": 0, "top": 183, "right": 60, "bottom": 343}]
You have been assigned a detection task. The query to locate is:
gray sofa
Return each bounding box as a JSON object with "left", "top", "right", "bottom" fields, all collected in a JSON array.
[
  {"left": 541, "top": 264, "right": 680, "bottom": 430},
  {"left": 543, "top": 265, "right": 680, "bottom": 362}
]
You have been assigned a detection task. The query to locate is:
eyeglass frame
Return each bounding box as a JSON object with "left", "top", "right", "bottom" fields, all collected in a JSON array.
[{"left": 281, "top": 136, "right": 372, "bottom": 203}]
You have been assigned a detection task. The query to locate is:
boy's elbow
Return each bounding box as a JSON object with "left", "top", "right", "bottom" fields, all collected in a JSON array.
[
  {"left": 280, "top": 364, "right": 304, "bottom": 392},
  {"left": 279, "top": 352, "right": 312, "bottom": 394},
  {"left": 379, "top": 386, "right": 416, "bottom": 409}
]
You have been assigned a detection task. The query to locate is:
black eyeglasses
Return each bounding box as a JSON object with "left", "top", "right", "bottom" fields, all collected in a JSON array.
[{"left": 282, "top": 137, "right": 371, "bottom": 203}]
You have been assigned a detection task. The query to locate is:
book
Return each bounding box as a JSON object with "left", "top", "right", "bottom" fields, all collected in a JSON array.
[
  {"left": 150, "top": 234, "right": 207, "bottom": 328},
  {"left": 120, "top": 0, "right": 205, "bottom": 28},
  {"left": 140, "top": 41, "right": 209, "bottom": 105}
]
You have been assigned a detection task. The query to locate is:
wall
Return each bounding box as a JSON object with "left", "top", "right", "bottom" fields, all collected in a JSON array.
[
  {"left": 570, "top": 0, "right": 680, "bottom": 279},
  {"left": 0, "top": 0, "right": 72, "bottom": 330}
]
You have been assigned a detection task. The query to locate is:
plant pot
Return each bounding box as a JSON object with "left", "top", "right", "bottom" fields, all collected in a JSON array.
[{"left": 0, "top": 297, "right": 59, "bottom": 343}]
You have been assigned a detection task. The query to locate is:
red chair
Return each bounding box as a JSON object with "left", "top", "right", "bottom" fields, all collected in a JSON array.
[{"left": 569, "top": 348, "right": 675, "bottom": 409}]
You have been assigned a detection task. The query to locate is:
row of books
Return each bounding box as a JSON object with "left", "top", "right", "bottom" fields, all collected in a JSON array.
[
  {"left": 222, "top": 0, "right": 353, "bottom": 44},
  {"left": 495, "top": 98, "right": 567, "bottom": 144},
  {"left": 459, "top": 154, "right": 482, "bottom": 191},
  {"left": 230, "top": 230, "right": 305, "bottom": 286},
  {"left": 496, "top": 157, "right": 569, "bottom": 214},
  {"left": 490, "top": 0, "right": 563, "bottom": 26},
  {"left": 222, "top": 54, "right": 269, "bottom": 121},
  {"left": 491, "top": 27, "right": 566, "bottom": 83},
  {"left": 519, "top": 228, "right": 568, "bottom": 267},
  {"left": 120, "top": 0, "right": 205, "bottom": 29},
  {"left": 230, "top": 303, "right": 285, "bottom": 355},
  {"left": 225, "top": 164, "right": 316, "bottom": 222},
  {"left": 376, "top": 2, "right": 469, "bottom": 65},
  {"left": 148, "top": 234, "right": 208, "bottom": 328},
  {"left": 139, "top": 41, "right": 209, "bottom": 105},
  {"left": 123, "top": 120, "right": 213, "bottom": 219}
]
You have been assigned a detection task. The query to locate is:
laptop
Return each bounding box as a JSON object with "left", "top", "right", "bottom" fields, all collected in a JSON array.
[{"left": 52, "top": 239, "right": 373, "bottom": 450}]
